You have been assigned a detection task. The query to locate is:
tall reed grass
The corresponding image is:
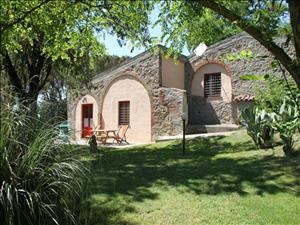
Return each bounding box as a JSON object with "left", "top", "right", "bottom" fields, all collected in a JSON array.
[{"left": 0, "top": 91, "right": 86, "bottom": 225}]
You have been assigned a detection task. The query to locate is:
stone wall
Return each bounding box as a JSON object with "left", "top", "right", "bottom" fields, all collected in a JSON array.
[
  {"left": 152, "top": 87, "right": 186, "bottom": 137},
  {"left": 190, "top": 95, "right": 233, "bottom": 124},
  {"left": 68, "top": 50, "right": 186, "bottom": 141},
  {"left": 68, "top": 51, "right": 161, "bottom": 141},
  {"left": 190, "top": 32, "right": 294, "bottom": 96},
  {"left": 188, "top": 32, "right": 294, "bottom": 124},
  {"left": 232, "top": 101, "right": 254, "bottom": 124},
  {"left": 67, "top": 33, "right": 294, "bottom": 138}
]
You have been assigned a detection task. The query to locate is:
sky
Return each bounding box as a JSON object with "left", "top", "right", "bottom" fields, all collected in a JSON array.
[{"left": 98, "top": 6, "right": 190, "bottom": 57}]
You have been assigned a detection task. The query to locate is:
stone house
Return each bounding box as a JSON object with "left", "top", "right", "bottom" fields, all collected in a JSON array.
[{"left": 68, "top": 32, "right": 287, "bottom": 143}]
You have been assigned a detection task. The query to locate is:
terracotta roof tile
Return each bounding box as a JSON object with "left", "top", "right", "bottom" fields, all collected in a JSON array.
[{"left": 233, "top": 94, "right": 255, "bottom": 102}]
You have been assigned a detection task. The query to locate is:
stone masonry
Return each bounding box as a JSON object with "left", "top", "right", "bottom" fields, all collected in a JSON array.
[
  {"left": 188, "top": 32, "right": 294, "bottom": 124},
  {"left": 68, "top": 49, "right": 186, "bottom": 141},
  {"left": 68, "top": 32, "right": 295, "bottom": 141}
]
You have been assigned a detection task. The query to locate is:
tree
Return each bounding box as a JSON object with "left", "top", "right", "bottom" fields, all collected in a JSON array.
[
  {"left": 186, "top": 8, "right": 241, "bottom": 48},
  {"left": 157, "top": 0, "right": 300, "bottom": 88},
  {"left": 0, "top": 0, "right": 153, "bottom": 111}
]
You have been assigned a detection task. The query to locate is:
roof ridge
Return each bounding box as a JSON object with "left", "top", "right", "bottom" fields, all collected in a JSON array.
[
  {"left": 92, "top": 44, "right": 189, "bottom": 82},
  {"left": 92, "top": 48, "right": 151, "bottom": 81},
  {"left": 188, "top": 32, "right": 250, "bottom": 59}
]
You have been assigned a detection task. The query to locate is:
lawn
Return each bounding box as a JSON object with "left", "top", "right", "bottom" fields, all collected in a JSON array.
[{"left": 78, "top": 130, "right": 300, "bottom": 225}]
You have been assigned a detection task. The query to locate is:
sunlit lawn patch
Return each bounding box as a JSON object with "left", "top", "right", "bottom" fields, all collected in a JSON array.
[{"left": 78, "top": 130, "right": 300, "bottom": 225}]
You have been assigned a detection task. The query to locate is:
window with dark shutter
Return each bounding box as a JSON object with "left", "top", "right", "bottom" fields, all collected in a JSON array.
[
  {"left": 119, "top": 101, "right": 130, "bottom": 125},
  {"left": 204, "top": 73, "right": 221, "bottom": 97}
]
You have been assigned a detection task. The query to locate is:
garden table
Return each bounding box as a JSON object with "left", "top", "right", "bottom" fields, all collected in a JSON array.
[{"left": 92, "top": 129, "right": 118, "bottom": 144}]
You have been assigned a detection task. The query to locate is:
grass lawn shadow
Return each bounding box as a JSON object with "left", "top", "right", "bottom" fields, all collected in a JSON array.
[{"left": 77, "top": 130, "right": 300, "bottom": 225}]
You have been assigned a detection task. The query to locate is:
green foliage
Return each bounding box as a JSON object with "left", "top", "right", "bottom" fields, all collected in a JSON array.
[
  {"left": 155, "top": 1, "right": 300, "bottom": 88},
  {"left": 272, "top": 94, "right": 300, "bottom": 156},
  {"left": 0, "top": 91, "right": 86, "bottom": 225},
  {"left": 243, "top": 75, "right": 300, "bottom": 156},
  {"left": 255, "top": 76, "right": 297, "bottom": 112},
  {"left": 1, "top": 0, "right": 152, "bottom": 60},
  {"left": 38, "top": 99, "right": 67, "bottom": 125},
  {"left": 0, "top": 0, "right": 153, "bottom": 104},
  {"left": 185, "top": 8, "right": 241, "bottom": 48},
  {"left": 240, "top": 74, "right": 265, "bottom": 81},
  {"left": 223, "top": 50, "right": 254, "bottom": 62},
  {"left": 156, "top": 0, "right": 289, "bottom": 53},
  {"left": 241, "top": 107, "right": 274, "bottom": 149}
]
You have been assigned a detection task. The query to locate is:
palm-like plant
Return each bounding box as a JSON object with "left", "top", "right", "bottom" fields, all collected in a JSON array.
[
  {"left": 0, "top": 93, "right": 86, "bottom": 225},
  {"left": 241, "top": 107, "right": 274, "bottom": 149},
  {"left": 272, "top": 94, "right": 300, "bottom": 156}
]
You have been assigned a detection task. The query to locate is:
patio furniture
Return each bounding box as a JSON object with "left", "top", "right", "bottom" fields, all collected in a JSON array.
[
  {"left": 113, "top": 125, "right": 129, "bottom": 144},
  {"left": 92, "top": 129, "right": 118, "bottom": 144}
]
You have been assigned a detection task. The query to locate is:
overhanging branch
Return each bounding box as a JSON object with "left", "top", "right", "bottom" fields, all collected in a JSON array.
[{"left": 196, "top": 0, "right": 300, "bottom": 87}]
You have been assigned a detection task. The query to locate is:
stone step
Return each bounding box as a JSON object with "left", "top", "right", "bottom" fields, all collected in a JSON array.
[{"left": 187, "top": 124, "right": 239, "bottom": 134}]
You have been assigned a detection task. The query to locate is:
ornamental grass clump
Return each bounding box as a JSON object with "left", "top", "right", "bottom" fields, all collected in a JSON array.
[{"left": 0, "top": 93, "right": 86, "bottom": 225}]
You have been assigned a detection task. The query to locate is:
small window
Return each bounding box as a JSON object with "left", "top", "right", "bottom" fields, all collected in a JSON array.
[
  {"left": 204, "top": 73, "right": 221, "bottom": 97},
  {"left": 119, "top": 101, "right": 130, "bottom": 125}
]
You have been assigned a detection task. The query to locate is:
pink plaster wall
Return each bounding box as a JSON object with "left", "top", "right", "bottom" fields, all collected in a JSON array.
[
  {"left": 102, "top": 76, "right": 152, "bottom": 143},
  {"left": 191, "top": 63, "right": 232, "bottom": 102},
  {"left": 161, "top": 57, "right": 185, "bottom": 90}
]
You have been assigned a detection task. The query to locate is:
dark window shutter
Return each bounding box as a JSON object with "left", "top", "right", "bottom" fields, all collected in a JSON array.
[{"left": 119, "top": 101, "right": 130, "bottom": 125}]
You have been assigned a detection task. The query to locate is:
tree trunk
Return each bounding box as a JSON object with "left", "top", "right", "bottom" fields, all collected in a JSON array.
[
  {"left": 288, "top": 0, "right": 300, "bottom": 87},
  {"left": 289, "top": 0, "right": 300, "bottom": 60},
  {"left": 2, "top": 38, "right": 52, "bottom": 116}
]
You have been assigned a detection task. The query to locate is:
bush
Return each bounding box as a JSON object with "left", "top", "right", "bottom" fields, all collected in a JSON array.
[
  {"left": 38, "top": 99, "right": 67, "bottom": 125},
  {"left": 254, "top": 76, "right": 291, "bottom": 112},
  {"left": 0, "top": 94, "right": 86, "bottom": 225},
  {"left": 241, "top": 107, "right": 274, "bottom": 149},
  {"left": 242, "top": 75, "right": 300, "bottom": 156},
  {"left": 272, "top": 94, "right": 300, "bottom": 156}
]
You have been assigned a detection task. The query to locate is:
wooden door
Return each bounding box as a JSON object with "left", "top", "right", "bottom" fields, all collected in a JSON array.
[{"left": 82, "top": 104, "right": 93, "bottom": 138}]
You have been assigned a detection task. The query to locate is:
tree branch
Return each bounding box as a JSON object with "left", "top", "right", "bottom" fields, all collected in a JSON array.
[
  {"left": 197, "top": 0, "right": 300, "bottom": 88},
  {"left": 0, "top": 0, "right": 52, "bottom": 32}
]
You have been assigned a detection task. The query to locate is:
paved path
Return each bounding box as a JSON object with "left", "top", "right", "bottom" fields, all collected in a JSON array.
[{"left": 69, "top": 131, "right": 234, "bottom": 148}]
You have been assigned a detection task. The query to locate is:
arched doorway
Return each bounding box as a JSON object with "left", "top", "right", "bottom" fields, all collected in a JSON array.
[
  {"left": 75, "top": 94, "right": 99, "bottom": 139},
  {"left": 102, "top": 75, "right": 151, "bottom": 143}
]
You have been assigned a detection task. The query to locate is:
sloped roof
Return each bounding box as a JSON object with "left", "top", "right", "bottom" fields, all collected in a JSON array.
[
  {"left": 92, "top": 45, "right": 188, "bottom": 84},
  {"left": 188, "top": 32, "right": 252, "bottom": 62}
]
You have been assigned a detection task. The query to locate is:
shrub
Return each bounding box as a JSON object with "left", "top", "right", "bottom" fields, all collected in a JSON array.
[
  {"left": 0, "top": 94, "right": 86, "bottom": 225},
  {"left": 38, "top": 99, "right": 67, "bottom": 125},
  {"left": 241, "top": 107, "right": 274, "bottom": 149},
  {"left": 254, "top": 76, "right": 291, "bottom": 112},
  {"left": 272, "top": 94, "right": 300, "bottom": 156},
  {"left": 244, "top": 75, "right": 300, "bottom": 156}
]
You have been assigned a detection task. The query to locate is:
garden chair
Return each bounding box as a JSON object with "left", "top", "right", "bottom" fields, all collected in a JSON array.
[{"left": 113, "top": 125, "right": 129, "bottom": 144}]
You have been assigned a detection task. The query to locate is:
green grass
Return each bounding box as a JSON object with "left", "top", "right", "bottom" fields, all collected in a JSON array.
[{"left": 78, "top": 130, "right": 300, "bottom": 225}]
